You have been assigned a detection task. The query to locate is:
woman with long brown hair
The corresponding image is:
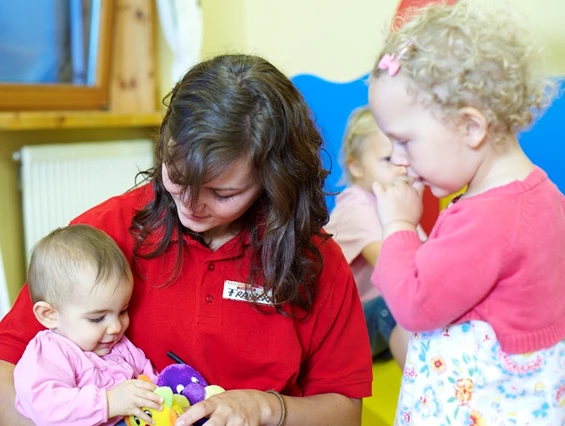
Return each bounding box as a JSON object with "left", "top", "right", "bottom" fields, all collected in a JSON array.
[{"left": 0, "top": 54, "right": 372, "bottom": 426}]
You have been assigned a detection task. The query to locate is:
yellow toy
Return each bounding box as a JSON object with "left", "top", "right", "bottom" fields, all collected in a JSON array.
[{"left": 124, "top": 375, "right": 190, "bottom": 426}]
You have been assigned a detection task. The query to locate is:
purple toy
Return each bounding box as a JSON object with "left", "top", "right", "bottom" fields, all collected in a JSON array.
[
  {"left": 157, "top": 364, "right": 209, "bottom": 405},
  {"left": 156, "top": 363, "right": 225, "bottom": 426}
]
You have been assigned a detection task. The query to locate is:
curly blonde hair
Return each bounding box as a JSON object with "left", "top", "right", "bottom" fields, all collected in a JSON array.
[
  {"left": 340, "top": 106, "right": 379, "bottom": 184},
  {"left": 371, "top": 0, "right": 554, "bottom": 139}
]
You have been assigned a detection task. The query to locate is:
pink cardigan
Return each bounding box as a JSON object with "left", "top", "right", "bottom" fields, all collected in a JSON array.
[
  {"left": 14, "top": 330, "right": 158, "bottom": 426},
  {"left": 373, "top": 167, "right": 565, "bottom": 354}
]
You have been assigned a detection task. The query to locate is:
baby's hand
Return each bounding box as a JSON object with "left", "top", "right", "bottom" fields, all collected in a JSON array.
[
  {"left": 107, "top": 379, "right": 163, "bottom": 424},
  {"left": 373, "top": 177, "right": 424, "bottom": 236}
]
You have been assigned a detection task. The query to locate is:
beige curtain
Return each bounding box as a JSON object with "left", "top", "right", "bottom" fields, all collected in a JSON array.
[{"left": 156, "top": 0, "right": 203, "bottom": 85}]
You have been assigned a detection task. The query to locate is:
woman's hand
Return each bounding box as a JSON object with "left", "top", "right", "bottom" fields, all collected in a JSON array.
[
  {"left": 373, "top": 177, "right": 424, "bottom": 238},
  {"left": 175, "top": 389, "right": 280, "bottom": 426}
]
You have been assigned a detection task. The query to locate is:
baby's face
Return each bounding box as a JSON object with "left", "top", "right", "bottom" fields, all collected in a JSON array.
[
  {"left": 348, "top": 129, "right": 408, "bottom": 192},
  {"left": 53, "top": 274, "right": 133, "bottom": 356}
]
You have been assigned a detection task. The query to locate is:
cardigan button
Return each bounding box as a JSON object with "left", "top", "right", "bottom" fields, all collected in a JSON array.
[
  {"left": 208, "top": 263, "right": 215, "bottom": 271},
  {"left": 205, "top": 294, "right": 214, "bottom": 303}
]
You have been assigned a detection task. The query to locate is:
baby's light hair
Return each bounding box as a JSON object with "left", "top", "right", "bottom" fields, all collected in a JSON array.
[
  {"left": 28, "top": 224, "right": 132, "bottom": 307},
  {"left": 340, "top": 106, "right": 379, "bottom": 184},
  {"left": 372, "top": 0, "right": 555, "bottom": 140}
]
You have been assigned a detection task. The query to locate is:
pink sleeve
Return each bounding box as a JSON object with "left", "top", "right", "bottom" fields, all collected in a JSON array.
[
  {"left": 121, "top": 336, "right": 159, "bottom": 382},
  {"left": 372, "top": 205, "right": 509, "bottom": 332},
  {"left": 14, "top": 334, "right": 108, "bottom": 426}
]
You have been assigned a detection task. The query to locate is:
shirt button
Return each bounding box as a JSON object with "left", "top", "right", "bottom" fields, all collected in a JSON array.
[
  {"left": 208, "top": 263, "right": 215, "bottom": 271},
  {"left": 205, "top": 295, "right": 214, "bottom": 303}
]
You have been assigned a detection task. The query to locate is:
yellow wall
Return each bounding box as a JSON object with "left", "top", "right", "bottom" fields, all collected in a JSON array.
[
  {"left": 201, "top": 0, "right": 398, "bottom": 81},
  {"left": 200, "top": 0, "right": 565, "bottom": 81}
]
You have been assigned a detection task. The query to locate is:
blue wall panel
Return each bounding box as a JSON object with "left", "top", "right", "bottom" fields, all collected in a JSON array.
[
  {"left": 519, "top": 81, "right": 565, "bottom": 193},
  {"left": 292, "top": 74, "right": 370, "bottom": 211}
]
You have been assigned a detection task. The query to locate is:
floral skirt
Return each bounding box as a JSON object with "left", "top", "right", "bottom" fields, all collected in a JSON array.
[{"left": 395, "top": 321, "right": 565, "bottom": 425}]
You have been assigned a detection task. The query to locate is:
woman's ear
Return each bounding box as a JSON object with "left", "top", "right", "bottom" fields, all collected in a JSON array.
[
  {"left": 459, "top": 107, "right": 488, "bottom": 149},
  {"left": 33, "top": 301, "right": 59, "bottom": 329}
]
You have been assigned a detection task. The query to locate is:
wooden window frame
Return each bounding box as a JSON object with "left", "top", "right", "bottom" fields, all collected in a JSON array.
[{"left": 0, "top": 0, "right": 113, "bottom": 112}]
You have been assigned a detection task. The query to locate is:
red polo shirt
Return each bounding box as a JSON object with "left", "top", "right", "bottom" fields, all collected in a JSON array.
[{"left": 0, "top": 184, "right": 372, "bottom": 398}]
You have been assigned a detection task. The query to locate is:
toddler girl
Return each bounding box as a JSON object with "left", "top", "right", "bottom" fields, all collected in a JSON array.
[
  {"left": 369, "top": 1, "right": 565, "bottom": 424},
  {"left": 14, "top": 225, "right": 162, "bottom": 426},
  {"left": 326, "top": 106, "right": 424, "bottom": 368}
]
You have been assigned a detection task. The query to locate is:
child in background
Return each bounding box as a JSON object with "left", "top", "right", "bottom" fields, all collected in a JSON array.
[
  {"left": 14, "top": 225, "right": 162, "bottom": 426},
  {"left": 326, "top": 106, "right": 425, "bottom": 368},
  {"left": 369, "top": 1, "right": 565, "bottom": 424}
]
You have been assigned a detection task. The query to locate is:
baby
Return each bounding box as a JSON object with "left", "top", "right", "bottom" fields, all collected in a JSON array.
[{"left": 14, "top": 224, "right": 163, "bottom": 426}]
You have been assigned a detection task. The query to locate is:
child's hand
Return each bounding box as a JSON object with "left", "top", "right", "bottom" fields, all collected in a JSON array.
[
  {"left": 107, "top": 379, "right": 163, "bottom": 424},
  {"left": 373, "top": 177, "right": 424, "bottom": 237}
]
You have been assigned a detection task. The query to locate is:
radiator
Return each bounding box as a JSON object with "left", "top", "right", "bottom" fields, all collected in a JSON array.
[{"left": 15, "top": 140, "right": 154, "bottom": 265}]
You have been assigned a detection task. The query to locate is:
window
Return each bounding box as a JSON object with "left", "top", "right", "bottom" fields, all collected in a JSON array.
[{"left": 0, "top": 0, "right": 113, "bottom": 111}]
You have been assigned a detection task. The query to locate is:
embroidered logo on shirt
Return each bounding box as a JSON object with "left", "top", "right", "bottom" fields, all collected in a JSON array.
[{"left": 222, "top": 280, "right": 274, "bottom": 305}]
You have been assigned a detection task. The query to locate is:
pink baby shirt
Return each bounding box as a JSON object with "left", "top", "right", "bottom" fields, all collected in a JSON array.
[
  {"left": 326, "top": 185, "right": 382, "bottom": 302},
  {"left": 14, "top": 330, "right": 158, "bottom": 426}
]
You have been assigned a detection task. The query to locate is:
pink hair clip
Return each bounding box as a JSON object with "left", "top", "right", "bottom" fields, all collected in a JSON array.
[
  {"left": 377, "top": 41, "right": 412, "bottom": 76},
  {"left": 378, "top": 54, "right": 401, "bottom": 76}
]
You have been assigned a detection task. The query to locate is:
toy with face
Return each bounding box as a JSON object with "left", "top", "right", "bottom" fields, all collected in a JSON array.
[
  {"left": 124, "top": 382, "right": 190, "bottom": 426},
  {"left": 156, "top": 364, "right": 224, "bottom": 405},
  {"left": 156, "top": 364, "right": 225, "bottom": 426},
  {"left": 157, "top": 364, "right": 207, "bottom": 404}
]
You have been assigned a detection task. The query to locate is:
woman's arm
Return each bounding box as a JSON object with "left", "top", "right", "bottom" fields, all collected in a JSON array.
[
  {"left": 0, "top": 360, "right": 33, "bottom": 426},
  {"left": 280, "top": 394, "right": 361, "bottom": 426},
  {"left": 175, "top": 390, "right": 361, "bottom": 426}
]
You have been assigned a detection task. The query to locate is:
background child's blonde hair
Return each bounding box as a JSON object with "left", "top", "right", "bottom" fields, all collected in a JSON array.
[
  {"left": 372, "top": 0, "right": 555, "bottom": 139},
  {"left": 340, "top": 106, "right": 379, "bottom": 184},
  {"left": 28, "top": 224, "right": 131, "bottom": 307}
]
